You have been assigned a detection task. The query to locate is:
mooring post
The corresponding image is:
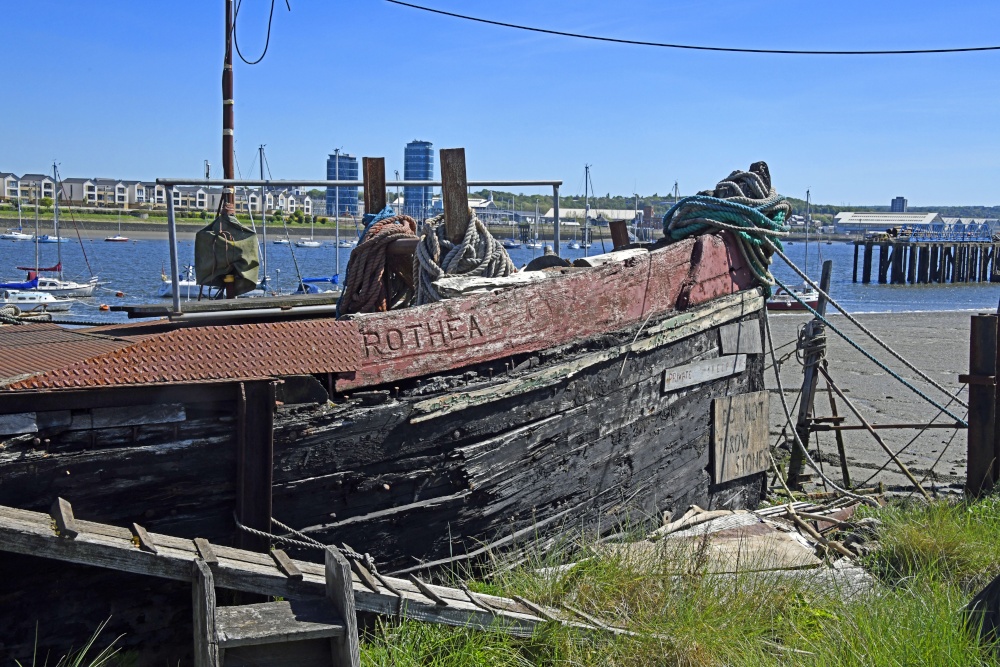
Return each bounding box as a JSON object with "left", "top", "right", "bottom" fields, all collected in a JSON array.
[
  {"left": 440, "top": 148, "right": 470, "bottom": 245},
  {"left": 962, "top": 314, "right": 998, "bottom": 496},
  {"left": 235, "top": 381, "right": 275, "bottom": 553},
  {"left": 862, "top": 242, "right": 873, "bottom": 284},
  {"left": 609, "top": 220, "right": 630, "bottom": 249},
  {"left": 787, "top": 259, "right": 834, "bottom": 489},
  {"left": 992, "top": 244, "right": 1000, "bottom": 283},
  {"left": 363, "top": 157, "right": 387, "bottom": 214},
  {"left": 852, "top": 243, "right": 859, "bottom": 283},
  {"left": 918, "top": 245, "right": 929, "bottom": 284},
  {"left": 907, "top": 243, "right": 918, "bottom": 283},
  {"left": 891, "top": 242, "right": 904, "bottom": 284},
  {"left": 930, "top": 245, "right": 939, "bottom": 282}
]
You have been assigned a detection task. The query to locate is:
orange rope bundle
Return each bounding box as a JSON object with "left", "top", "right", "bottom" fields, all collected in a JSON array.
[{"left": 338, "top": 215, "right": 418, "bottom": 315}]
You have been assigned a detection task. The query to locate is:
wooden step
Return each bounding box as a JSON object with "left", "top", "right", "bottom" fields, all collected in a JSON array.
[{"left": 216, "top": 599, "right": 345, "bottom": 648}]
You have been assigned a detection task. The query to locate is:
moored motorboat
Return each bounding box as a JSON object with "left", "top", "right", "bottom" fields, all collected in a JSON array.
[
  {"left": 0, "top": 230, "right": 32, "bottom": 241},
  {"left": 0, "top": 289, "right": 74, "bottom": 312},
  {"left": 766, "top": 284, "right": 820, "bottom": 311}
]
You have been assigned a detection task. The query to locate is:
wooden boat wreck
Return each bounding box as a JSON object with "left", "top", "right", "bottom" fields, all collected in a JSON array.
[{"left": 0, "top": 198, "right": 772, "bottom": 657}]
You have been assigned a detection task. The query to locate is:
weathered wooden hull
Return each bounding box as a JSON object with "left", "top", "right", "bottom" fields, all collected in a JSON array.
[{"left": 0, "top": 232, "right": 768, "bottom": 661}]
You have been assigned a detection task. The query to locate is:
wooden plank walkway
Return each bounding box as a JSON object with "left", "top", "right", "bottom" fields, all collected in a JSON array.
[{"left": 0, "top": 501, "right": 610, "bottom": 638}]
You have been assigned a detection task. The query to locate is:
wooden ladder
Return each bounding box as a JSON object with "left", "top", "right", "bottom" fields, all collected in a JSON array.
[{"left": 193, "top": 547, "right": 360, "bottom": 667}]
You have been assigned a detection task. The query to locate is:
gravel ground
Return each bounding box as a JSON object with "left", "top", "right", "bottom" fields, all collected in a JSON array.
[{"left": 764, "top": 309, "right": 983, "bottom": 493}]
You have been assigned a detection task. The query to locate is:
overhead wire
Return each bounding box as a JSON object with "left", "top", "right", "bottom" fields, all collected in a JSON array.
[
  {"left": 233, "top": 0, "right": 291, "bottom": 66},
  {"left": 385, "top": 1, "right": 1000, "bottom": 56}
]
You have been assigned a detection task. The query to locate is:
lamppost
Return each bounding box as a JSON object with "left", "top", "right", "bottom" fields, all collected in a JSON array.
[{"left": 394, "top": 170, "right": 400, "bottom": 213}]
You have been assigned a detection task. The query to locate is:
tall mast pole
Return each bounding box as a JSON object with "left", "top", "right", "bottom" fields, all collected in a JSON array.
[
  {"left": 584, "top": 164, "right": 590, "bottom": 257},
  {"left": 222, "top": 0, "right": 235, "bottom": 212},
  {"left": 53, "top": 162, "right": 62, "bottom": 280},
  {"left": 335, "top": 148, "right": 340, "bottom": 276},
  {"left": 259, "top": 144, "right": 267, "bottom": 291}
]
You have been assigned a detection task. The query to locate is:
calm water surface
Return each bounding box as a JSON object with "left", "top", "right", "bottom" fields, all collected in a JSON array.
[{"left": 0, "top": 236, "right": 996, "bottom": 324}]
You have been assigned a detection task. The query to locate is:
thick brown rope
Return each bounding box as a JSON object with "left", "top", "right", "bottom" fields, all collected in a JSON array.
[{"left": 338, "top": 215, "right": 418, "bottom": 315}]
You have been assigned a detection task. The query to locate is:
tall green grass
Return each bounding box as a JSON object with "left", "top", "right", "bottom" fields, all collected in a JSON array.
[{"left": 361, "top": 495, "right": 1000, "bottom": 666}]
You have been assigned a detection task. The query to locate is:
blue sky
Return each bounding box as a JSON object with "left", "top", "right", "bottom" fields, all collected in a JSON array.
[{"left": 3, "top": 1, "right": 1000, "bottom": 205}]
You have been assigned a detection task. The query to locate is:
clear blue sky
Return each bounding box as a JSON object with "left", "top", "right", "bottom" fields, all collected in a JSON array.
[{"left": 4, "top": 0, "right": 1000, "bottom": 206}]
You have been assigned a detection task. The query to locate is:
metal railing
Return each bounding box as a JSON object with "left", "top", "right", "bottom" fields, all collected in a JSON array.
[{"left": 156, "top": 178, "right": 563, "bottom": 314}]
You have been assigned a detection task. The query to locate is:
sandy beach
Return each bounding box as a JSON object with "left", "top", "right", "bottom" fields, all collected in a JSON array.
[{"left": 765, "top": 309, "right": 983, "bottom": 492}]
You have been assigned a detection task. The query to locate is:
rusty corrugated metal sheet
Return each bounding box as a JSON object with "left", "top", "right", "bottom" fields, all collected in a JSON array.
[
  {"left": 0, "top": 323, "right": 137, "bottom": 384},
  {"left": 5, "top": 318, "right": 363, "bottom": 390}
]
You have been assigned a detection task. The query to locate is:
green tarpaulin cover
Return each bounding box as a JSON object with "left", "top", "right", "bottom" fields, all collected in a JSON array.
[{"left": 194, "top": 212, "right": 260, "bottom": 296}]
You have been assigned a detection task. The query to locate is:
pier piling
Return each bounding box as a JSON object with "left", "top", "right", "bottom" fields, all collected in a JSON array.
[
  {"left": 862, "top": 243, "right": 873, "bottom": 284},
  {"left": 878, "top": 243, "right": 890, "bottom": 284},
  {"left": 918, "top": 246, "right": 930, "bottom": 283},
  {"left": 852, "top": 244, "right": 859, "bottom": 283},
  {"left": 907, "top": 244, "right": 918, "bottom": 283}
]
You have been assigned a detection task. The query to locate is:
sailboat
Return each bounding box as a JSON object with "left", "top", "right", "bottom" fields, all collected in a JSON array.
[
  {"left": 581, "top": 164, "right": 593, "bottom": 251},
  {"left": 295, "top": 213, "right": 321, "bottom": 247},
  {"left": 1, "top": 198, "right": 32, "bottom": 241},
  {"left": 25, "top": 164, "right": 99, "bottom": 297},
  {"left": 105, "top": 211, "right": 129, "bottom": 242},
  {"left": 767, "top": 188, "right": 819, "bottom": 312}
]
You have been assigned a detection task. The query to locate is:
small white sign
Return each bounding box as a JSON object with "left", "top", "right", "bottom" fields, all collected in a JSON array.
[{"left": 662, "top": 355, "right": 747, "bottom": 394}]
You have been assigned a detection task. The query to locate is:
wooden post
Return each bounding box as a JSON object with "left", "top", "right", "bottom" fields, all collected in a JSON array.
[
  {"left": 440, "top": 148, "right": 470, "bottom": 245},
  {"left": 826, "top": 380, "right": 851, "bottom": 488},
  {"left": 787, "top": 259, "right": 833, "bottom": 488},
  {"left": 918, "top": 246, "right": 929, "bottom": 283},
  {"left": 192, "top": 559, "right": 220, "bottom": 667},
  {"left": 852, "top": 243, "right": 859, "bottom": 283},
  {"left": 992, "top": 245, "right": 1000, "bottom": 282},
  {"left": 235, "top": 381, "right": 275, "bottom": 553},
  {"left": 363, "top": 157, "right": 386, "bottom": 214},
  {"left": 964, "top": 314, "right": 998, "bottom": 497},
  {"left": 907, "top": 243, "right": 918, "bottom": 283},
  {"left": 930, "top": 245, "right": 939, "bottom": 282},
  {"left": 326, "top": 547, "right": 361, "bottom": 667},
  {"left": 891, "top": 243, "right": 904, "bottom": 284},
  {"left": 862, "top": 243, "right": 873, "bottom": 284},
  {"left": 609, "top": 220, "right": 630, "bottom": 249},
  {"left": 877, "top": 243, "right": 890, "bottom": 284}
]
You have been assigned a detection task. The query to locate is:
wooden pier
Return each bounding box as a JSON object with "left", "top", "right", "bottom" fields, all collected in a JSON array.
[{"left": 852, "top": 240, "right": 1000, "bottom": 285}]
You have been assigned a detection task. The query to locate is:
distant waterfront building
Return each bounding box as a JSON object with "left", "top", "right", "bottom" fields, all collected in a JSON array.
[
  {"left": 833, "top": 211, "right": 941, "bottom": 235},
  {"left": 326, "top": 152, "right": 359, "bottom": 216},
  {"left": 403, "top": 140, "right": 434, "bottom": 219},
  {"left": 890, "top": 196, "right": 908, "bottom": 213}
]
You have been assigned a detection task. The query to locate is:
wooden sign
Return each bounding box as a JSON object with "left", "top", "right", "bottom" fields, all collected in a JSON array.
[
  {"left": 718, "top": 321, "right": 763, "bottom": 355},
  {"left": 662, "top": 354, "right": 747, "bottom": 394},
  {"left": 712, "top": 390, "right": 769, "bottom": 483}
]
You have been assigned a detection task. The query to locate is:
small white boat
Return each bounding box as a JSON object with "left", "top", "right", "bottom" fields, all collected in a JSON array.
[
  {"left": 337, "top": 239, "right": 356, "bottom": 248},
  {"left": 35, "top": 276, "right": 99, "bottom": 298},
  {"left": 295, "top": 238, "right": 322, "bottom": 248},
  {"left": 36, "top": 234, "right": 70, "bottom": 244},
  {"left": 0, "top": 230, "right": 32, "bottom": 241},
  {"left": 567, "top": 241, "right": 581, "bottom": 250},
  {"left": 272, "top": 238, "right": 290, "bottom": 245},
  {"left": 501, "top": 239, "right": 521, "bottom": 249},
  {"left": 0, "top": 289, "right": 74, "bottom": 312},
  {"left": 524, "top": 241, "right": 544, "bottom": 250},
  {"left": 104, "top": 235, "right": 130, "bottom": 242},
  {"left": 158, "top": 266, "right": 216, "bottom": 299},
  {"left": 766, "top": 285, "right": 820, "bottom": 312}
]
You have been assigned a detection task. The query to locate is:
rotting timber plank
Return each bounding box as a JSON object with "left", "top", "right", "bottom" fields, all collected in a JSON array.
[{"left": 271, "top": 307, "right": 765, "bottom": 568}]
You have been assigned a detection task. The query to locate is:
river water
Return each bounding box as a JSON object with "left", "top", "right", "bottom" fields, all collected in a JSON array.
[{"left": 0, "top": 236, "right": 996, "bottom": 324}]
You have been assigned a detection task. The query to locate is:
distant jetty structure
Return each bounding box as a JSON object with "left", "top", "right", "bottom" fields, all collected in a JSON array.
[{"left": 842, "top": 212, "right": 1000, "bottom": 284}]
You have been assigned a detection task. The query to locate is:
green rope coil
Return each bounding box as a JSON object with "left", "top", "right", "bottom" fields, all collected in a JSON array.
[{"left": 662, "top": 163, "right": 790, "bottom": 296}]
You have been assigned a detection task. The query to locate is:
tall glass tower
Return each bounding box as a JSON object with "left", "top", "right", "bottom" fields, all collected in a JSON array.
[
  {"left": 326, "top": 152, "right": 359, "bottom": 216},
  {"left": 403, "top": 140, "right": 434, "bottom": 219}
]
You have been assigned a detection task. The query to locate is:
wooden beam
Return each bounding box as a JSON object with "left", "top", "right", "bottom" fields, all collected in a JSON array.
[
  {"left": 51, "top": 497, "right": 79, "bottom": 539},
  {"left": 440, "top": 148, "right": 470, "bottom": 244},
  {"left": 966, "top": 314, "right": 998, "bottom": 496},
  {"left": 363, "top": 157, "right": 387, "bottom": 214},
  {"left": 194, "top": 538, "right": 219, "bottom": 566},
  {"left": 192, "top": 559, "right": 220, "bottom": 667},
  {"left": 235, "top": 381, "right": 275, "bottom": 553},
  {"left": 325, "top": 547, "right": 361, "bottom": 667},
  {"left": 271, "top": 548, "right": 303, "bottom": 580},
  {"left": 131, "top": 523, "right": 158, "bottom": 554},
  {"left": 609, "top": 220, "right": 630, "bottom": 249}
]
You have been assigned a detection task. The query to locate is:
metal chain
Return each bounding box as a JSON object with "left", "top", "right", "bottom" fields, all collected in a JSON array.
[{"left": 232, "top": 513, "right": 380, "bottom": 573}]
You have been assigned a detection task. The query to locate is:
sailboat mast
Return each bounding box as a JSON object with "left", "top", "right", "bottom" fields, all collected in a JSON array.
[
  {"left": 584, "top": 164, "right": 590, "bottom": 257},
  {"left": 804, "top": 188, "right": 810, "bottom": 277},
  {"left": 53, "top": 162, "right": 62, "bottom": 280},
  {"left": 259, "top": 144, "right": 268, "bottom": 291},
  {"left": 222, "top": 0, "right": 235, "bottom": 210},
  {"left": 334, "top": 147, "right": 340, "bottom": 275},
  {"left": 33, "top": 186, "right": 39, "bottom": 274}
]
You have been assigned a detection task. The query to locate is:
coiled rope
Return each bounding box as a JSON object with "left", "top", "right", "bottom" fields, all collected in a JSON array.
[
  {"left": 336, "top": 206, "right": 418, "bottom": 316},
  {"left": 0, "top": 305, "right": 24, "bottom": 326},
  {"left": 413, "top": 209, "right": 516, "bottom": 305},
  {"left": 662, "top": 162, "right": 790, "bottom": 296}
]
